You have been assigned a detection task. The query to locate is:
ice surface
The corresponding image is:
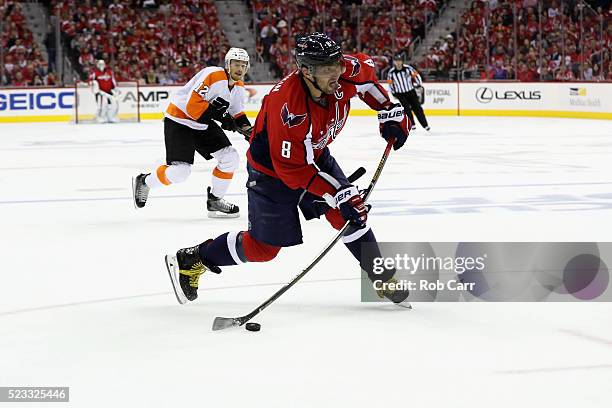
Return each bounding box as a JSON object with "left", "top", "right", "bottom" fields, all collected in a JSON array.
[{"left": 1, "top": 116, "right": 611, "bottom": 407}]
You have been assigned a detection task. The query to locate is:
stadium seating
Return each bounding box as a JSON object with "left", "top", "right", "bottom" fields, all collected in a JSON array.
[
  {"left": 2, "top": 0, "right": 609, "bottom": 86},
  {"left": 51, "top": 0, "right": 228, "bottom": 84},
  {"left": 419, "top": 0, "right": 611, "bottom": 81},
  {"left": 1, "top": 1, "right": 55, "bottom": 86},
  {"left": 250, "top": 0, "right": 444, "bottom": 79}
]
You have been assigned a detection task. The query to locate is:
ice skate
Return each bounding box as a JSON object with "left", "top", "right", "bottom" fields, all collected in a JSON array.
[
  {"left": 375, "top": 278, "right": 412, "bottom": 309},
  {"left": 165, "top": 242, "right": 221, "bottom": 304},
  {"left": 132, "top": 173, "right": 150, "bottom": 209},
  {"left": 207, "top": 186, "right": 239, "bottom": 218}
]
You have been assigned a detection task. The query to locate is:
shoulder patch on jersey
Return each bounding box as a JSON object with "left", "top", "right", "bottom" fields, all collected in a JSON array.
[
  {"left": 281, "top": 103, "right": 307, "bottom": 128},
  {"left": 344, "top": 56, "right": 361, "bottom": 78}
]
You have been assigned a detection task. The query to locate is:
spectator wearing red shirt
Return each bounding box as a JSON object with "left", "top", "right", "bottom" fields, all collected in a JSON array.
[
  {"left": 12, "top": 71, "right": 28, "bottom": 87},
  {"left": 555, "top": 65, "right": 575, "bottom": 81}
]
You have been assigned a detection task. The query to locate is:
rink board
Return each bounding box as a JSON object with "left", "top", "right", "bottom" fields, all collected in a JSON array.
[{"left": 1, "top": 82, "right": 611, "bottom": 123}]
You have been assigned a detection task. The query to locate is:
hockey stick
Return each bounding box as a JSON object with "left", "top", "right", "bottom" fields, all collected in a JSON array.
[{"left": 212, "top": 139, "right": 395, "bottom": 331}]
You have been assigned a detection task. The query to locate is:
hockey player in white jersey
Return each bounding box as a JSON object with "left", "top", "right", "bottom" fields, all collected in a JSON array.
[{"left": 132, "top": 48, "right": 252, "bottom": 217}]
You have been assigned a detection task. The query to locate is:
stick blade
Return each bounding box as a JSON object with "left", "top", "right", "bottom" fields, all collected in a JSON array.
[
  {"left": 347, "top": 166, "right": 366, "bottom": 183},
  {"left": 212, "top": 316, "right": 241, "bottom": 331}
]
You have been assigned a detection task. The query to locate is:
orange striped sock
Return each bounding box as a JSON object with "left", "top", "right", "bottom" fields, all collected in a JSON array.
[
  {"left": 211, "top": 167, "right": 234, "bottom": 197},
  {"left": 157, "top": 165, "right": 171, "bottom": 185}
]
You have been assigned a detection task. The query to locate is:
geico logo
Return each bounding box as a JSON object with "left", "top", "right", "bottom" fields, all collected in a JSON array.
[
  {"left": 122, "top": 90, "right": 169, "bottom": 103},
  {"left": 0, "top": 91, "right": 74, "bottom": 111}
]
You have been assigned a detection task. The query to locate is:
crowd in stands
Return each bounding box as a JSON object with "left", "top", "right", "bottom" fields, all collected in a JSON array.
[
  {"left": 1, "top": 1, "right": 57, "bottom": 86},
  {"left": 249, "top": 0, "right": 443, "bottom": 79},
  {"left": 51, "top": 0, "right": 229, "bottom": 84},
  {"left": 419, "top": 0, "right": 612, "bottom": 81},
  {"left": 2, "top": 0, "right": 611, "bottom": 87}
]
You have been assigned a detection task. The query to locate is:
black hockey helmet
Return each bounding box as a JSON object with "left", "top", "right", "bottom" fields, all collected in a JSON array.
[{"left": 294, "top": 32, "right": 342, "bottom": 72}]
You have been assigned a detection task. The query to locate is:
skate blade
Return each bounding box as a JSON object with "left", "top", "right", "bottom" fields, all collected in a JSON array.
[
  {"left": 165, "top": 255, "right": 188, "bottom": 305},
  {"left": 207, "top": 211, "right": 240, "bottom": 219},
  {"left": 395, "top": 301, "right": 413, "bottom": 309}
]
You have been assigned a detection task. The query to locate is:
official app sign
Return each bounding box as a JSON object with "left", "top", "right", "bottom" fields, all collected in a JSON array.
[{"left": 361, "top": 242, "right": 612, "bottom": 302}]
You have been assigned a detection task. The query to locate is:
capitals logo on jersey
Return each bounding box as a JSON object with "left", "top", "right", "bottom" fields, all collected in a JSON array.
[
  {"left": 281, "top": 103, "right": 307, "bottom": 128},
  {"left": 344, "top": 55, "right": 361, "bottom": 78},
  {"left": 312, "top": 102, "right": 348, "bottom": 150}
]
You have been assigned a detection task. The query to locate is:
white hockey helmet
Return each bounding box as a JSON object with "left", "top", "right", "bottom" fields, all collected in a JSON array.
[
  {"left": 224, "top": 47, "right": 250, "bottom": 71},
  {"left": 96, "top": 59, "right": 106, "bottom": 70}
]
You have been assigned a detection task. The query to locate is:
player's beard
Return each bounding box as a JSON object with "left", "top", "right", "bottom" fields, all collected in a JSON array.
[
  {"left": 317, "top": 77, "right": 340, "bottom": 94},
  {"left": 328, "top": 79, "right": 340, "bottom": 93}
]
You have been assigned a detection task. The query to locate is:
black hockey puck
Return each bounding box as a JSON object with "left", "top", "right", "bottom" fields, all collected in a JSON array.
[{"left": 245, "top": 322, "right": 261, "bottom": 332}]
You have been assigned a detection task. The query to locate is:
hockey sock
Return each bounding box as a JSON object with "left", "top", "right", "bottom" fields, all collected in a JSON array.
[
  {"left": 198, "top": 231, "right": 280, "bottom": 266},
  {"left": 343, "top": 227, "right": 395, "bottom": 282},
  {"left": 199, "top": 232, "right": 244, "bottom": 266},
  {"left": 241, "top": 231, "right": 281, "bottom": 262},
  {"left": 145, "top": 163, "right": 191, "bottom": 188},
  {"left": 210, "top": 147, "right": 239, "bottom": 198},
  {"left": 210, "top": 167, "right": 233, "bottom": 198}
]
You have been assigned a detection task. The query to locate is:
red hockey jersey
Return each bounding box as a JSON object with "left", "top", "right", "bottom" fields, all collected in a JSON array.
[
  {"left": 90, "top": 68, "right": 117, "bottom": 93},
  {"left": 248, "top": 53, "right": 391, "bottom": 198}
]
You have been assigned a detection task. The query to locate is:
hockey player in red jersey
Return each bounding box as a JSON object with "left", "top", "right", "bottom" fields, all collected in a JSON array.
[
  {"left": 165, "top": 33, "right": 411, "bottom": 306},
  {"left": 90, "top": 59, "right": 119, "bottom": 123}
]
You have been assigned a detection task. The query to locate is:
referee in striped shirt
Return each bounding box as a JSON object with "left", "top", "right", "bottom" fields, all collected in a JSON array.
[{"left": 387, "top": 55, "right": 430, "bottom": 131}]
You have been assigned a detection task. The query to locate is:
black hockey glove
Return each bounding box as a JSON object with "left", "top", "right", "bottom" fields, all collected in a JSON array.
[
  {"left": 219, "top": 113, "right": 238, "bottom": 131},
  {"left": 378, "top": 103, "right": 409, "bottom": 150},
  {"left": 334, "top": 185, "right": 368, "bottom": 228},
  {"left": 210, "top": 97, "right": 230, "bottom": 121},
  {"left": 197, "top": 96, "right": 230, "bottom": 124}
]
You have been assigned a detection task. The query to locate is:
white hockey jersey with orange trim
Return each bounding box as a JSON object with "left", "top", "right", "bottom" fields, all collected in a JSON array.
[{"left": 164, "top": 66, "right": 247, "bottom": 130}]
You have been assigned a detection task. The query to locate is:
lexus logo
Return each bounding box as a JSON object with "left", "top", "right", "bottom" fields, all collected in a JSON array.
[
  {"left": 476, "top": 87, "right": 493, "bottom": 103},
  {"left": 475, "top": 87, "right": 542, "bottom": 103}
]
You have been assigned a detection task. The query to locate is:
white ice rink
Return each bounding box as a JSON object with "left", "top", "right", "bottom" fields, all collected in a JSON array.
[{"left": 1, "top": 116, "right": 612, "bottom": 407}]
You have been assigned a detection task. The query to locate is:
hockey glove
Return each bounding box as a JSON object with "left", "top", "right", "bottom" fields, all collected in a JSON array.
[
  {"left": 378, "top": 103, "right": 410, "bottom": 150},
  {"left": 209, "top": 97, "right": 230, "bottom": 120},
  {"left": 219, "top": 113, "right": 238, "bottom": 132},
  {"left": 334, "top": 185, "right": 368, "bottom": 228},
  {"left": 198, "top": 96, "right": 230, "bottom": 124}
]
